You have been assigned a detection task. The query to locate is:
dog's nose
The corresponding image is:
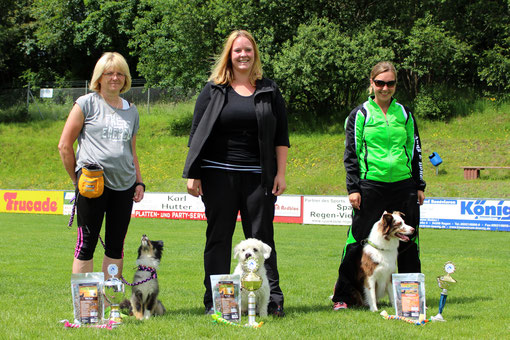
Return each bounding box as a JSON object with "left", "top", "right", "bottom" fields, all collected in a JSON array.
[{"left": 244, "top": 253, "right": 252, "bottom": 259}]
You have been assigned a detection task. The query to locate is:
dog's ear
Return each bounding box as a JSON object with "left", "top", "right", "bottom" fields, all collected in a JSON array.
[
  {"left": 382, "top": 212, "right": 394, "bottom": 232},
  {"left": 262, "top": 242, "right": 272, "bottom": 259},
  {"left": 233, "top": 243, "right": 241, "bottom": 260},
  {"left": 153, "top": 240, "right": 164, "bottom": 252}
]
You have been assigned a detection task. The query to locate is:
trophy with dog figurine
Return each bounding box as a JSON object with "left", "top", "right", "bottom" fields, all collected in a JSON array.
[
  {"left": 431, "top": 261, "right": 457, "bottom": 322},
  {"left": 103, "top": 264, "right": 125, "bottom": 324},
  {"left": 241, "top": 256, "right": 263, "bottom": 327}
]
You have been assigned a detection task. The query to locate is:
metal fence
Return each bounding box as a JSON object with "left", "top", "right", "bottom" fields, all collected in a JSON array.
[{"left": 0, "top": 79, "right": 194, "bottom": 121}]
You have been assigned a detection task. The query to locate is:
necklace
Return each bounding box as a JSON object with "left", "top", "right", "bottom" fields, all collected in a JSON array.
[{"left": 100, "top": 94, "right": 122, "bottom": 109}]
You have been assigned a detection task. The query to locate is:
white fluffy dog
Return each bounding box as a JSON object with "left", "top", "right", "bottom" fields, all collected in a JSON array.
[{"left": 233, "top": 238, "right": 272, "bottom": 317}]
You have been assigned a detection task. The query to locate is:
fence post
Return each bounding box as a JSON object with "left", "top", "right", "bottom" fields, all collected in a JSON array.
[
  {"left": 147, "top": 87, "right": 150, "bottom": 114},
  {"left": 27, "top": 83, "right": 30, "bottom": 113}
]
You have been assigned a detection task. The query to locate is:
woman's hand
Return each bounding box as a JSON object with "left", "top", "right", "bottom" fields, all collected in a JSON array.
[
  {"left": 133, "top": 185, "right": 144, "bottom": 203},
  {"left": 349, "top": 192, "right": 361, "bottom": 210},
  {"left": 272, "top": 173, "right": 286, "bottom": 196},
  {"left": 418, "top": 190, "right": 425, "bottom": 205},
  {"left": 187, "top": 178, "right": 203, "bottom": 197}
]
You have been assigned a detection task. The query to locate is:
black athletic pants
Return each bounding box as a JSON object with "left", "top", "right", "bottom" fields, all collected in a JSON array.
[
  {"left": 75, "top": 184, "right": 135, "bottom": 260},
  {"left": 200, "top": 168, "right": 283, "bottom": 309},
  {"left": 332, "top": 178, "right": 421, "bottom": 304}
]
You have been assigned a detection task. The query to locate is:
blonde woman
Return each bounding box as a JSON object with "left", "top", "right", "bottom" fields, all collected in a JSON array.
[
  {"left": 332, "top": 61, "right": 426, "bottom": 310},
  {"left": 58, "top": 52, "right": 144, "bottom": 280},
  {"left": 183, "top": 30, "right": 290, "bottom": 316}
]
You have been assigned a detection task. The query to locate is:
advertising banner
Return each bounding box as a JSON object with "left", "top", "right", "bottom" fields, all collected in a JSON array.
[
  {"left": 303, "top": 196, "right": 352, "bottom": 225},
  {"left": 132, "top": 193, "right": 206, "bottom": 220},
  {"left": 420, "top": 198, "right": 510, "bottom": 231},
  {"left": 130, "top": 193, "right": 304, "bottom": 223},
  {"left": 0, "top": 190, "right": 63, "bottom": 215}
]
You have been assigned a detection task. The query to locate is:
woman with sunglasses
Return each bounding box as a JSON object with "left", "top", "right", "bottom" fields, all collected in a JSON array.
[{"left": 331, "top": 61, "right": 426, "bottom": 310}]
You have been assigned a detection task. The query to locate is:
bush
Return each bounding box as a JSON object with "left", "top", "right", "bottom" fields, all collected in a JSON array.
[
  {"left": 413, "top": 86, "right": 452, "bottom": 120},
  {"left": 0, "top": 104, "right": 29, "bottom": 123},
  {"left": 169, "top": 111, "right": 193, "bottom": 136}
]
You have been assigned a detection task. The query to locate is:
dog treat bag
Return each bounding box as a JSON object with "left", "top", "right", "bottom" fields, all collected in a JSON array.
[
  {"left": 392, "top": 273, "right": 426, "bottom": 320},
  {"left": 71, "top": 272, "right": 105, "bottom": 324},
  {"left": 210, "top": 274, "right": 241, "bottom": 323}
]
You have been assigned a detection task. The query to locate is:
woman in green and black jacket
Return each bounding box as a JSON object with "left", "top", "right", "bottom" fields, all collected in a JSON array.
[{"left": 332, "top": 61, "right": 426, "bottom": 310}]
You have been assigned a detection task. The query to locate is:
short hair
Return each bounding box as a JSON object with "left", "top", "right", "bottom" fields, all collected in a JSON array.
[
  {"left": 89, "top": 52, "right": 132, "bottom": 94},
  {"left": 368, "top": 61, "right": 397, "bottom": 94},
  {"left": 209, "top": 30, "right": 263, "bottom": 86}
]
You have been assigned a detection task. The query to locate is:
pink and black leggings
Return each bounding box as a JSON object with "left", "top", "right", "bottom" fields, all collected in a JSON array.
[{"left": 74, "top": 184, "right": 135, "bottom": 261}]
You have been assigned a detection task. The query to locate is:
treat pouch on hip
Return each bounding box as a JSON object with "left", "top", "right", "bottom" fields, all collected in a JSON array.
[{"left": 78, "top": 164, "right": 104, "bottom": 198}]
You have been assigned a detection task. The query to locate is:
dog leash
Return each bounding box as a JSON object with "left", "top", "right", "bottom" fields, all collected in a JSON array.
[{"left": 120, "top": 265, "right": 158, "bottom": 286}]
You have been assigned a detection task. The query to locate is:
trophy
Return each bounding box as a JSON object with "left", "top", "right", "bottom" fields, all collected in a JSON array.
[
  {"left": 241, "top": 256, "right": 263, "bottom": 327},
  {"left": 431, "top": 261, "right": 457, "bottom": 322},
  {"left": 103, "top": 264, "right": 125, "bottom": 324}
]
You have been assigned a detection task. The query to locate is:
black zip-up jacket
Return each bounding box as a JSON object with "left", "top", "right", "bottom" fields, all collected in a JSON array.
[{"left": 182, "top": 78, "right": 290, "bottom": 191}]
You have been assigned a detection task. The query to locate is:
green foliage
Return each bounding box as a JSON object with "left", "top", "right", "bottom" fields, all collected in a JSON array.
[
  {"left": 400, "top": 16, "right": 472, "bottom": 96},
  {"left": 272, "top": 19, "right": 395, "bottom": 119},
  {"left": 413, "top": 86, "right": 453, "bottom": 120},
  {"left": 169, "top": 111, "right": 194, "bottom": 136},
  {"left": 1, "top": 0, "right": 510, "bottom": 122},
  {"left": 478, "top": 37, "right": 510, "bottom": 98}
]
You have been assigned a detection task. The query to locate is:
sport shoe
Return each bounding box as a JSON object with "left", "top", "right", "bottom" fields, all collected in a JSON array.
[
  {"left": 268, "top": 302, "right": 285, "bottom": 317},
  {"left": 333, "top": 301, "right": 348, "bottom": 310}
]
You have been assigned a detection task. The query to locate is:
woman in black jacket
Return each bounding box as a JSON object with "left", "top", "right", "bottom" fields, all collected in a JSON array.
[{"left": 183, "top": 30, "right": 290, "bottom": 317}]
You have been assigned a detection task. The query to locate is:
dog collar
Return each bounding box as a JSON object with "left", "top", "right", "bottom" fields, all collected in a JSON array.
[{"left": 363, "top": 239, "right": 389, "bottom": 251}]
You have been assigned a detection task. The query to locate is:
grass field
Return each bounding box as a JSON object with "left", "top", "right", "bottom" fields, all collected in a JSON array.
[
  {"left": 1, "top": 213, "right": 509, "bottom": 339},
  {"left": 0, "top": 99, "right": 509, "bottom": 198}
]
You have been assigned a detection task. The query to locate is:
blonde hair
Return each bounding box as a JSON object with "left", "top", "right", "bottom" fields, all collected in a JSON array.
[
  {"left": 209, "top": 30, "right": 263, "bottom": 86},
  {"left": 89, "top": 52, "right": 132, "bottom": 94},
  {"left": 368, "top": 61, "right": 397, "bottom": 94}
]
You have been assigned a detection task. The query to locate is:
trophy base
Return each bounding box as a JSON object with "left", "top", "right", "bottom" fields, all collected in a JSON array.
[
  {"left": 108, "top": 305, "right": 123, "bottom": 325},
  {"left": 431, "top": 313, "right": 446, "bottom": 322}
]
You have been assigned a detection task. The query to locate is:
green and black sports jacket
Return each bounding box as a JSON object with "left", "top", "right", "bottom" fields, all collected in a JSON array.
[{"left": 344, "top": 96, "right": 426, "bottom": 194}]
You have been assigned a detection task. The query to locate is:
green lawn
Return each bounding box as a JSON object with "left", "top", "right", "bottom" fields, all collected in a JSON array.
[{"left": 1, "top": 213, "right": 508, "bottom": 339}]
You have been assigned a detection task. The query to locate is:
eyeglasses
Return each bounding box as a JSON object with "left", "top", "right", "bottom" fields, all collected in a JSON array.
[
  {"left": 103, "top": 72, "right": 126, "bottom": 79},
  {"left": 373, "top": 79, "right": 396, "bottom": 87}
]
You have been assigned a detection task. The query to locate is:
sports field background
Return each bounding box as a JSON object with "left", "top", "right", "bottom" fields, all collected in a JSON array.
[{"left": 1, "top": 213, "right": 508, "bottom": 339}]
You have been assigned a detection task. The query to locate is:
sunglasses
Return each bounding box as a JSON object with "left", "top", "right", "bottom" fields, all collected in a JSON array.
[{"left": 373, "top": 79, "right": 396, "bottom": 87}]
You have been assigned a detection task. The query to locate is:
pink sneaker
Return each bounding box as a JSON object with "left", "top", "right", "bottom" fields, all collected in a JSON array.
[{"left": 333, "top": 302, "right": 348, "bottom": 310}]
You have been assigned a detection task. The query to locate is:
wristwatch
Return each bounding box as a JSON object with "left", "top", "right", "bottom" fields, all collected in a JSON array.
[{"left": 135, "top": 182, "right": 146, "bottom": 191}]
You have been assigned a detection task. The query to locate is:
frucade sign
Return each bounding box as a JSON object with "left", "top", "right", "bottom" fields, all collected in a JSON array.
[{"left": 0, "top": 190, "right": 63, "bottom": 214}]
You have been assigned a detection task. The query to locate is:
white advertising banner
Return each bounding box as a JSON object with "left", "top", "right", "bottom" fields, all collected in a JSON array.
[
  {"left": 60, "top": 190, "right": 510, "bottom": 231},
  {"left": 420, "top": 198, "right": 510, "bottom": 231},
  {"left": 132, "top": 193, "right": 206, "bottom": 220},
  {"left": 274, "top": 195, "right": 302, "bottom": 223},
  {"left": 131, "top": 193, "right": 303, "bottom": 223},
  {"left": 302, "top": 196, "right": 352, "bottom": 225}
]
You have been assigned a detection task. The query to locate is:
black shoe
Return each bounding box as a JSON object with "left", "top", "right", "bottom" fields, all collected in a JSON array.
[
  {"left": 205, "top": 306, "right": 215, "bottom": 315},
  {"left": 268, "top": 302, "right": 285, "bottom": 317}
]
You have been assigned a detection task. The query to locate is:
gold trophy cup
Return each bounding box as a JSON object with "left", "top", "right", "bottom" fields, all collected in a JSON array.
[
  {"left": 241, "top": 257, "right": 263, "bottom": 327},
  {"left": 431, "top": 261, "right": 457, "bottom": 322}
]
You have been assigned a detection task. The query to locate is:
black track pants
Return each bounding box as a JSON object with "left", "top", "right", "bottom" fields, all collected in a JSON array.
[{"left": 200, "top": 168, "right": 283, "bottom": 309}]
